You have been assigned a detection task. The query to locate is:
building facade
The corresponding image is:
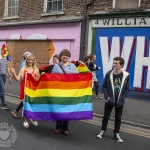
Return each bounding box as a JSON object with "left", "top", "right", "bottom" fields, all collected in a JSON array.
[
  {"left": 0, "top": 0, "right": 150, "bottom": 96},
  {"left": 85, "top": 0, "right": 150, "bottom": 96}
]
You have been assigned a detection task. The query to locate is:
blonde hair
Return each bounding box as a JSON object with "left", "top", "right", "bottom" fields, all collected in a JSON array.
[{"left": 22, "top": 54, "right": 39, "bottom": 75}]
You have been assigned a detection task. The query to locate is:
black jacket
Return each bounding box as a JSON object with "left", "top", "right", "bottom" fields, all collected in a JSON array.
[
  {"left": 39, "top": 65, "right": 54, "bottom": 74},
  {"left": 89, "top": 62, "right": 99, "bottom": 71},
  {"left": 102, "top": 70, "right": 129, "bottom": 107}
]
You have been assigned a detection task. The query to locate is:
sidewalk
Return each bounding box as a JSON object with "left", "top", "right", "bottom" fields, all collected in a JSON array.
[
  {"left": 92, "top": 93, "right": 150, "bottom": 128},
  {"left": 4, "top": 79, "right": 150, "bottom": 127}
]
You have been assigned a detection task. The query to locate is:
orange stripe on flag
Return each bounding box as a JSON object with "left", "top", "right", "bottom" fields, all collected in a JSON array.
[{"left": 26, "top": 80, "right": 92, "bottom": 90}]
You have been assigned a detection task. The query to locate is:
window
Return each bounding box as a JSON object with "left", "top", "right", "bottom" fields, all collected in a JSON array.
[
  {"left": 43, "top": 0, "right": 63, "bottom": 14},
  {"left": 47, "top": 0, "right": 62, "bottom": 13},
  {"left": 4, "top": 0, "right": 19, "bottom": 18},
  {"left": 113, "top": 0, "right": 141, "bottom": 9}
]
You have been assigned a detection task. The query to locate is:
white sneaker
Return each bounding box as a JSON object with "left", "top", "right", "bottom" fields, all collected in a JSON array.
[
  {"left": 96, "top": 95, "right": 99, "bottom": 99},
  {"left": 30, "top": 119, "right": 38, "bottom": 126},
  {"left": 114, "top": 133, "right": 123, "bottom": 143},
  {"left": 97, "top": 130, "right": 105, "bottom": 138},
  {"left": 23, "top": 122, "right": 29, "bottom": 128}
]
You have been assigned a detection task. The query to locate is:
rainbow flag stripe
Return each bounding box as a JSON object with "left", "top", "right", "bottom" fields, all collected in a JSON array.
[{"left": 23, "top": 73, "right": 93, "bottom": 121}]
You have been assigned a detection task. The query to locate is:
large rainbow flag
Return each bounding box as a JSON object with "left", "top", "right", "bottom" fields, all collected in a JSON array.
[{"left": 23, "top": 73, "right": 93, "bottom": 121}]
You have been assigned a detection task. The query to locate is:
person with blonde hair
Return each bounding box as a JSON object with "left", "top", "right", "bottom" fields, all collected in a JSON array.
[
  {"left": 12, "top": 51, "right": 31, "bottom": 119},
  {"left": 11, "top": 54, "right": 40, "bottom": 128}
]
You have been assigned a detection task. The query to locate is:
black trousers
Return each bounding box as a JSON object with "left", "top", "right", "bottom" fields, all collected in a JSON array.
[
  {"left": 16, "top": 101, "right": 23, "bottom": 112},
  {"left": 56, "top": 121, "right": 69, "bottom": 131},
  {"left": 94, "top": 81, "right": 99, "bottom": 95},
  {"left": 101, "top": 103, "right": 123, "bottom": 133}
]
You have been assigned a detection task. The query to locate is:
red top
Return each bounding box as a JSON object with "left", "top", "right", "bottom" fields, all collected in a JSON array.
[{"left": 20, "top": 69, "right": 36, "bottom": 100}]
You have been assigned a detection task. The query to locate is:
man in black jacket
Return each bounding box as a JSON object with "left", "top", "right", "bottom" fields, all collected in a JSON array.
[{"left": 97, "top": 57, "right": 129, "bottom": 143}]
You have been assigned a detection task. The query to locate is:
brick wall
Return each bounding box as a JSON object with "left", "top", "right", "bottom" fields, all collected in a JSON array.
[{"left": 0, "top": 0, "right": 150, "bottom": 23}]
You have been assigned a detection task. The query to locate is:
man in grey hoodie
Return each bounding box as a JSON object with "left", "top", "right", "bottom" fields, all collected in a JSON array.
[{"left": 97, "top": 57, "right": 129, "bottom": 143}]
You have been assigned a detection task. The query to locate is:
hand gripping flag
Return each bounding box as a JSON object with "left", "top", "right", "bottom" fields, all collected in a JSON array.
[{"left": 23, "top": 73, "right": 93, "bottom": 121}]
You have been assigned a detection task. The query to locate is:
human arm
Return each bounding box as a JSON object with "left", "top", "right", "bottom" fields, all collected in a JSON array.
[
  {"left": 72, "top": 64, "right": 79, "bottom": 73},
  {"left": 123, "top": 75, "right": 130, "bottom": 98},
  {"left": 11, "top": 68, "right": 23, "bottom": 81},
  {"left": 6, "top": 62, "right": 11, "bottom": 84},
  {"left": 102, "top": 73, "right": 110, "bottom": 100},
  {"left": 89, "top": 62, "right": 100, "bottom": 71}
]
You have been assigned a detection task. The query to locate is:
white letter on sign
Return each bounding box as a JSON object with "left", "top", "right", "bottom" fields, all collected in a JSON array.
[{"left": 134, "top": 36, "right": 150, "bottom": 89}]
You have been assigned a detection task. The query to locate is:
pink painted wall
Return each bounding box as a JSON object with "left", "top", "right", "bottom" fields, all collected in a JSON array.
[{"left": 0, "top": 22, "right": 81, "bottom": 62}]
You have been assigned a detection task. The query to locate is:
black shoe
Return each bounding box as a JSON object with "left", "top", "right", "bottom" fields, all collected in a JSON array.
[
  {"left": 1, "top": 104, "right": 9, "bottom": 110},
  {"left": 114, "top": 133, "right": 123, "bottom": 143}
]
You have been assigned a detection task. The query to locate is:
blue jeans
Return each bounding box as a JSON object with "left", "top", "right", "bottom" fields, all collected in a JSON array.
[{"left": 0, "top": 74, "right": 6, "bottom": 105}]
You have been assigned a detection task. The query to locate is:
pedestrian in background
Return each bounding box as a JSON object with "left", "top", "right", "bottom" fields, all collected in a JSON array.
[
  {"left": 20, "top": 52, "right": 31, "bottom": 69},
  {"left": 12, "top": 51, "right": 31, "bottom": 119},
  {"left": 89, "top": 54, "right": 100, "bottom": 98},
  {"left": 40, "top": 54, "right": 60, "bottom": 75},
  {"left": 0, "top": 50, "right": 11, "bottom": 109},
  {"left": 52, "top": 49, "right": 78, "bottom": 136},
  {"left": 83, "top": 55, "right": 90, "bottom": 69},
  {"left": 97, "top": 57, "right": 129, "bottom": 143},
  {"left": 11, "top": 54, "right": 40, "bottom": 128}
]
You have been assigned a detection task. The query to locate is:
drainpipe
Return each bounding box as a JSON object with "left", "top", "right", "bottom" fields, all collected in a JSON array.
[{"left": 80, "top": 0, "right": 95, "bottom": 60}]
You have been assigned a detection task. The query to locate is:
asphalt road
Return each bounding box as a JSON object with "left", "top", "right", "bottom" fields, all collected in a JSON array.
[{"left": 0, "top": 96, "right": 150, "bottom": 150}]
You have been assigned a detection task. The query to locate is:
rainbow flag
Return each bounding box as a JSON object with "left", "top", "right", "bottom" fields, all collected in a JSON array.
[
  {"left": 71, "top": 61, "right": 89, "bottom": 73},
  {"left": 1, "top": 43, "right": 11, "bottom": 61},
  {"left": 23, "top": 73, "right": 93, "bottom": 121}
]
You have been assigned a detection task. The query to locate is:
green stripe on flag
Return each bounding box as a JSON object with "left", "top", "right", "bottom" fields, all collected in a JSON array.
[{"left": 25, "top": 95, "right": 92, "bottom": 105}]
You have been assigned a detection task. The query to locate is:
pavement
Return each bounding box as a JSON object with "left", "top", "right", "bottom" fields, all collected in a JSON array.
[{"left": 4, "top": 79, "right": 150, "bottom": 129}]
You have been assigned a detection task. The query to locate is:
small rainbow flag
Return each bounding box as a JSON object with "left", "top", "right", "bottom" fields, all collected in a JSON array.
[
  {"left": 71, "top": 61, "right": 89, "bottom": 73},
  {"left": 1, "top": 43, "right": 11, "bottom": 61},
  {"left": 23, "top": 73, "right": 93, "bottom": 121}
]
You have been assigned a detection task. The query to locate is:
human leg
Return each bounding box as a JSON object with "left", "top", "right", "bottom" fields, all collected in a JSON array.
[
  {"left": 55, "top": 121, "right": 63, "bottom": 134},
  {"left": 114, "top": 106, "right": 123, "bottom": 143},
  {"left": 0, "top": 75, "right": 8, "bottom": 109},
  {"left": 94, "top": 81, "right": 99, "bottom": 97},
  {"left": 12, "top": 101, "right": 23, "bottom": 119},
  {"left": 97, "top": 103, "right": 113, "bottom": 138}
]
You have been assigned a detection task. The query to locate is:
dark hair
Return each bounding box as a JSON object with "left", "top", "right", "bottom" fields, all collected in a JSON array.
[
  {"left": 60, "top": 49, "right": 71, "bottom": 58},
  {"left": 113, "top": 57, "right": 125, "bottom": 68},
  {"left": 90, "top": 54, "right": 96, "bottom": 61},
  {"left": 84, "top": 56, "right": 90, "bottom": 63},
  {"left": 53, "top": 54, "right": 60, "bottom": 61}
]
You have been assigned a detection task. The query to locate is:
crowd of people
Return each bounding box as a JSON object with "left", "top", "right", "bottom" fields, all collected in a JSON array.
[{"left": 0, "top": 48, "right": 129, "bottom": 142}]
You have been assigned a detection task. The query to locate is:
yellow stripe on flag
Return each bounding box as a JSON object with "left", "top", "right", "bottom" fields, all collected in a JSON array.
[{"left": 25, "top": 87, "right": 92, "bottom": 98}]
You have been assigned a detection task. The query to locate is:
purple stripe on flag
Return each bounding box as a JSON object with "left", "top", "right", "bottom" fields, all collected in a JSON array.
[{"left": 23, "top": 110, "right": 93, "bottom": 121}]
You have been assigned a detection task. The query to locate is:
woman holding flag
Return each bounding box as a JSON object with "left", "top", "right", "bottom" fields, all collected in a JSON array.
[{"left": 11, "top": 54, "right": 40, "bottom": 128}]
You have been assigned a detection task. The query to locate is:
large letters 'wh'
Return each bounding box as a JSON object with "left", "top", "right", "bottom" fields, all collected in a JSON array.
[{"left": 99, "top": 36, "right": 134, "bottom": 76}]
